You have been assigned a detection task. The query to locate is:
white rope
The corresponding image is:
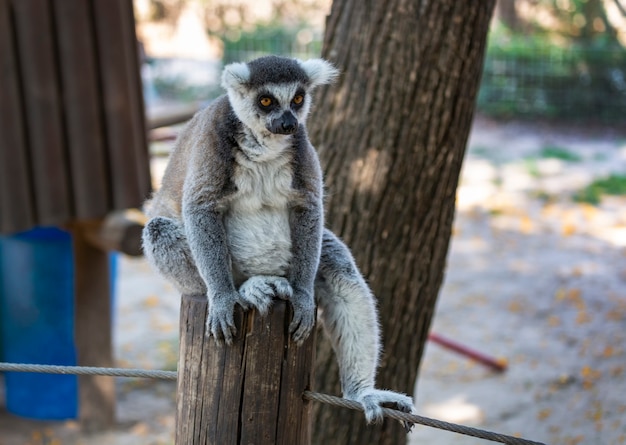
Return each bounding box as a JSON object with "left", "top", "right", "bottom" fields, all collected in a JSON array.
[{"left": 0, "top": 362, "right": 176, "bottom": 380}]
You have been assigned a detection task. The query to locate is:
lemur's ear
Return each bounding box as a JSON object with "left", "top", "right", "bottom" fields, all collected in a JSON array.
[
  {"left": 299, "top": 59, "right": 339, "bottom": 88},
  {"left": 221, "top": 62, "right": 251, "bottom": 92}
]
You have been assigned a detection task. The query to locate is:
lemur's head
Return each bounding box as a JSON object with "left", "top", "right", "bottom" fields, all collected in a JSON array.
[{"left": 222, "top": 55, "right": 338, "bottom": 136}]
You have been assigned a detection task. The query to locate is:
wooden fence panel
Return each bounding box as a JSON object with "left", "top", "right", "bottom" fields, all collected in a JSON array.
[
  {"left": 52, "top": 0, "right": 110, "bottom": 219},
  {"left": 91, "top": 0, "right": 150, "bottom": 211},
  {"left": 120, "top": 0, "right": 151, "bottom": 200},
  {"left": 0, "top": 0, "right": 150, "bottom": 235},
  {"left": 11, "top": 0, "right": 72, "bottom": 227},
  {"left": 0, "top": 0, "right": 35, "bottom": 234}
]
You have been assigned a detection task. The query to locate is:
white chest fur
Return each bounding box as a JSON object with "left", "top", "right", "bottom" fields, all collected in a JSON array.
[{"left": 225, "top": 149, "right": 294, "bottom": 281}]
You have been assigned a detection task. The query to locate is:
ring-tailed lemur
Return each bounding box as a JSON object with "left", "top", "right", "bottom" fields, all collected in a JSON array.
[{"left": 142, "top": 55, "right": 415, "bottom": 423}]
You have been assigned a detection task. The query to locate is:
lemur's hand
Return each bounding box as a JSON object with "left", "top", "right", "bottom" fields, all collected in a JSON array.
[
  {"left": 206, "top": 291, "right": 246, "bottom": 345},
  {"left": 345, "top": 388, "right": 415, "bottom": 430},
  {"left": 285, "top": 288, "right": 316, "bottom": 345},
  {"left": 239, "top": 276, "right": 293, "bottom": 316}
]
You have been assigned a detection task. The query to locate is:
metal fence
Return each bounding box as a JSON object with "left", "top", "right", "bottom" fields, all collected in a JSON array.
[
  {"left": 149, "top": 30, "right": 626, "bottom": 123},
  {"left": 225, "top": 35, "right": 626, "bottom": 123},
  {"left": 478, "top": 43, "right": 626, "bottom": 122},
  {"left": 221, "top": 29, "right": 322, "bottom": 64}
]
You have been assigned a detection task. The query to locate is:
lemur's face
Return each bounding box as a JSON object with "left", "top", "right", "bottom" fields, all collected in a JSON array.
[
  {"left": 228, "top": 81, "right": 312, "bottom": 136},
  {"left": 221, "top": 56, "right": 339, "bottom": 137},
  {"left": 254, "top": 83, "right": 308, "bottom": 135}
]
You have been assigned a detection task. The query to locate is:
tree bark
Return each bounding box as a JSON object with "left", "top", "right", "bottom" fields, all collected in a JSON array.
[{"left": 308, "top": 1, "right": 495, "bottom": 444}]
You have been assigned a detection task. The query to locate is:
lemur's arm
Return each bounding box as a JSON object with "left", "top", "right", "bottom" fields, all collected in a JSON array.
[
  {"left": 287, "top": 139, "right": 324, "bottom": 344},
  {"left": 182, "top": 139, "right": 242, "bottom": 344}
]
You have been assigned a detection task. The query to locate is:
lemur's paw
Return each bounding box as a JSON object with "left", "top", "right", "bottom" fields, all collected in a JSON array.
[
  {"left": 289, "top": 292, "right": 315, "bottom": 345},
  {"left": 206, "top": 293, "right": 240, "bottom": 345},
  {"left": 239, "top": 276, "right": 293, "bottom": 315},
  {"left": 347, "top": 389, "right": 415, "bottom": 427}
]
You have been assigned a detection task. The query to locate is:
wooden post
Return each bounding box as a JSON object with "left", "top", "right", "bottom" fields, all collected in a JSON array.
[
  {"left": 176, "top": 295, "right": 315, "bottom": 445},
  {"left": 82, "top": 210, "right": 146, "bottom": 257},
  {"left": 71, "top": 222, "right": 115, "bottom": 432}
]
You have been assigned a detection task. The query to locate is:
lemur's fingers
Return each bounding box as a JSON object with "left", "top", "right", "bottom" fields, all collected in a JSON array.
[
  {"left": 380, "top": 391, "right": 416, "bottom": 432},
  {"left": 239, "top": 276, "right": 292, "bottom": 315},
  {"left": 218, "top": 319, "right": 236, "bottom": 345},
  {"left": 358, "top": 393, "right": 385, "bottom": 424},
  {"left": 207, "top": 317, "right": 235, "bottom": 345},
  {"left": 206, "top": 298, "right": 237, "bottom": 345},
  {"left": 347, "top": 389, "right": 415, "bottom": 427},
  {"left": 289, "top": 303, "right": 315, "bottom": 345},
  {"left": 269, "top": 277, "right": 293, "bottom": 301},
  {"left": 239, "top": 278, "right": 273, "bottom": 315}
]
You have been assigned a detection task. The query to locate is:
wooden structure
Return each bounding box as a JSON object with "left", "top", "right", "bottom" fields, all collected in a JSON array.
[
  {"left": 0, "top": 0, "right": 149, "bottom": 431},
  {"left": 0, "top": 0, "right": 149, "bottom": 232},
  {"left": 177, "top": 296, "right": 316, "bottom": 445}
]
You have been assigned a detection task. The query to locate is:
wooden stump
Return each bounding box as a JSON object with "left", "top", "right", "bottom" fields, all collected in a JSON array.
[{"left": 176, "top": 295, "right": 315, "bottom": 445}]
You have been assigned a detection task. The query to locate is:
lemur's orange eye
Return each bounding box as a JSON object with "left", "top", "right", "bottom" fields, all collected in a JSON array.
[
  {"left": 259, "top": 96, "right": 273, "bottom": 107},
  {"left": 293, "top": 94, "right": 304, "bottom": 105}
]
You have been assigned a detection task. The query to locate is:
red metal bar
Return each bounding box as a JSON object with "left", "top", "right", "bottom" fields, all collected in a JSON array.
[{"left": 428, "top": 332, "right": 508, "bottom": 373}]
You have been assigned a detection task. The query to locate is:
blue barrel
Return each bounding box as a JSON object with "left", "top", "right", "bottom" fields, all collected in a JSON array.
[
  {"left": 0, "top": 227, "right": 78, "bottom": 419},
  {"left": 0, "top": 227, "right": 117, "bottom": 419}
]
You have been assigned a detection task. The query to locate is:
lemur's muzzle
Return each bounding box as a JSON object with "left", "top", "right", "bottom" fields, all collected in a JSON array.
[{"left": 268, "top": 111, "right": 298, "bottom": 135}]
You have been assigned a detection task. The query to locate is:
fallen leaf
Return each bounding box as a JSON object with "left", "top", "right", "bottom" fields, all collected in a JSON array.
[
  {"left": 520, "top": 215, "right": 534, "bottom": 234},
  {"left": 131, "top": 422, "right": 150, "bottom": 436},
  {"left": 576, "top": 311, "right": 591, "bottom": 324},
  {"left": 586, "top": 402, "right": 603, "bottom": 422},
  {"left": 581, "top": 203, "right": 598, "bottom": 221},
  {"left": 143, "top": 295, "right": 160, "bottom": 308},
  {"left": 564, "top": 435, "right": 584, "bottom": 445},
  {"left": 548, "top": 315, "right": 561, "bottom": 327},
  {"left": 562, "top": 222, "right": 577, "bottom": 236},
  {"left": 570, "top": 266, "right": 583, "bottom": 277},
  {"left": 537, "top": 408, "right": 552, "bottom": 420},
  {"left": 581, "top": 365, "right": 601, "bottom": 389},
  {"left": 602, "top": 345, "right": 616, "bottom": 358},
  {"left": 567, "top": 288, "right": 583, "bottom": 303},
  {"left": 606, "top": 308, "right": 626, "bottom": 322}
]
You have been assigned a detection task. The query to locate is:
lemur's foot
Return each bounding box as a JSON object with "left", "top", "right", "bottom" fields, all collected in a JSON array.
[
  {"left": 206, "top": 291, "right": 243, "bottom": 345},
  {"left": 288, "top": 289, "right": 315, "bottom": 345},
  {"left": 347, "top": 388, "right": 415, "bottom": 430},
  {"left": 239, "top": 276, "right": 293, "bottom": 316}
]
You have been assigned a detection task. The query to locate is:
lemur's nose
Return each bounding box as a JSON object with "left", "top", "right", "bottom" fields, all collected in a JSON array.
[
  {"left": 272, "top": 111, "right": 298, "bottom": 135},
  {"left": 282, "top": 121, "right": 297, "bottom": 133}
]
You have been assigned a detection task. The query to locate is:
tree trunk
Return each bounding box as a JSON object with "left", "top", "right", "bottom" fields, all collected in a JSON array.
[
  {"left": 308, "top": 1, "right": 495, "bottom": 444},
  {"left": 496, "top": 0, "right": 521, "bottom": 33}
]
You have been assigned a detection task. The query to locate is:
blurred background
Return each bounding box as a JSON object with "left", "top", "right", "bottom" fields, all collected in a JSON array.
[{"left": 133, "top": 0, "right": 626, "bottom": 121}]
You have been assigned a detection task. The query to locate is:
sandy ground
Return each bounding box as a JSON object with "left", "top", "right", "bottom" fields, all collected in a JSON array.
[{"left": 1, "top": 116, "right": 625, "bottom": 445}]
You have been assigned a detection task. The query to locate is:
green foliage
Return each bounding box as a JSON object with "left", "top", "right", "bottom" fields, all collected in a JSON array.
[
  {"left": 530, "top": 189, "right": 556, "bottom": 203},
  {"left": 520, "top": 146, "right": 580, "bottom": 179},
  {"left": 152, "top": 74, "right": 221, "bottom": 102},
  {"left": 221, "top": 22, "right": 322, "bottom": 64},
  {"left": 524, "top": 158, "right": 542, "bottom": 178},
  {"left": 477, "top": 25, "right": 626, "bottom": 121},
  {"left": 539, "top": 146, "right": 582, "bottom": 162},
  {"left": 573, "top": 174, "right": 626, "bottom": 204}
]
